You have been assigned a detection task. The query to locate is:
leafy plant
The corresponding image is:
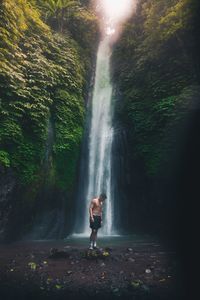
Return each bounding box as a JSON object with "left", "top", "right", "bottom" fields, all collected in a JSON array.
[{"left": 112, "top": 0, "right": 200, "bottom": 177}]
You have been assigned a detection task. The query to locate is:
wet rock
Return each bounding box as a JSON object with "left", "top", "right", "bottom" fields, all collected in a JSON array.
[
  {"left": 112, "top": 255, "right": 120, "bottom": 262},
  {"left": 141, "top": 284, "right": 150, "bottom": 293},
  {"left": 127, "top": 248, "right": 133, "bottom": 252},
  {"left": 145, "top": 268, "right": 151, "bottom": 274},
  {"left": 64, "top": 246, "right": 71, "bottom": 249},
  {"left": 104, "top": 247, "right": 112, "bottom": 252},
  {"left": 49, "top": 248, "right": 70, "bottom": 259},
  {"left": 50, "top": 248, "right": 58, "bottom": 255},
  {"left": 82, "top": 248, "right": 111, "bottom": 260},
  {"left": 120, "top": 253, "right": 125, "bottom": 259},
  {"left": 128, "top": 257, "right": 135, "bottom": 262},
  {"left": 66, "top": 270, "right": 72, "bottom": 275},
  {"left": 100, "top": 262, "right": 105, "bottom": 267},
  {"left": 0, "top": 166, "right": 16, "bottom": 241},
  {"left": 39, "top": 261, "right": 48, "bottom": 269},
  {"left": 100, "top": 271, "right": 106, "bottom": 279},
  {"left": 112, "top": 287, "right": 120, "bottom": 296}
]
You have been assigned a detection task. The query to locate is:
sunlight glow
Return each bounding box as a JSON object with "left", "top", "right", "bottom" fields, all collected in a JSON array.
[
  {"left": 106, "top": 26, "right": 115, "bottom": 35},
  {"left": 101, "top": 0, "right": 134, "bottom": 21},
  {"left": 95, "top": 0, "right": 137, "bottom": 37}
]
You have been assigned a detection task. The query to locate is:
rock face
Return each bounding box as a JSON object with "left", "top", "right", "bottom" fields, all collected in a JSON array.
[
  {"left": 0, "top": 0, "right": 99, "bottom": 241},
  {"left": 111, "top": 108, "right": 132, "bottom": 233},
  {"left": 111, "top": 0, "right": 200, "bottom": 236},
  {"left": 0, "top": 167, "right": 16, "bottom": 241}
]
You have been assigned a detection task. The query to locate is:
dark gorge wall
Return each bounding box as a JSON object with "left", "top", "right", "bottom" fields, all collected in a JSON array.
[
  {"left": 0, "top": 0, "right": 99, "bottom": 241},
  {"left": 111, "top": 0, "right": 200, "bottom": 239}
]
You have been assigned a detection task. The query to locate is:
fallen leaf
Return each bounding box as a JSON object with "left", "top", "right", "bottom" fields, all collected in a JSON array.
[
  {"left": 28, "top": 262, "right": 37, "bottom": 270},
  {"left": 130, "top": 279, "right": 143, "bottom": 288},
  {"left": 55, "top": 284, "right": 62, "bottom": 289}
]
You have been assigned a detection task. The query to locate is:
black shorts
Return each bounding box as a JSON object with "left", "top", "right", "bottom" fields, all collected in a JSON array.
[{"left": 90, "top": 215, "right": 102, "bottom": 230}]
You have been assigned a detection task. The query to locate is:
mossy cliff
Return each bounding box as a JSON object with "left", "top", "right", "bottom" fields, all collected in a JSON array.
[
  {"left": 111, "top": 0, "right": 200, "bottom": 234},
  {"left": 0, "top": 0, "right": 98, "bottom": 240}
]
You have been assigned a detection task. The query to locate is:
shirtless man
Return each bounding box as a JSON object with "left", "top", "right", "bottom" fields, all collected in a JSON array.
[{"left": 89, "top": 193, "right": 107, "bottom": 249}]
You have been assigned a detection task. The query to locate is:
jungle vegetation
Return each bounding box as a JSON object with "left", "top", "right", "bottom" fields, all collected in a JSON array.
[
  {"left": 0, "top": 0, "right": 98, "bottom": 189},
  {"left": 112, "top": 0, "right": 200, "bottom": 178}
]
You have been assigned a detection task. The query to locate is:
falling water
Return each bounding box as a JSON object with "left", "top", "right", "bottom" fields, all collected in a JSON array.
[
  {"left": 73, "top": 0, "right": 137, "bottom": 237},
  {"left": 83, "top": 36, "right": 114, "bottom": 235}
]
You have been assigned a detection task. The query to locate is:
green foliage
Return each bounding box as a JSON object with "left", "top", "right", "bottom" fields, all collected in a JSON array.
[
  {"left": 33, "top": 0, "right": 98, "bottom": 37},
  {"left": 0, "top": 150, "right": 10, "bottom": 167},
  {"left": 53, "top": 89, "right": 85, "bottom": 188},
  {"left": 36, "top": 0, "right": 79, "bottom": 20},
  {"left": 0, "top": 0, "right": 97, "bottom": 189},
  {"left": 11, "top": 139, "right": 44, "bottom": 183},
  {"left": 112, "top": 0, "right": 200, "bottom": 177},
  {"left": 34, "top": 0, "right": 99, "bottom": 77},
  {"left": 144, "top": 0, "right": 196, "bottom": 39}
]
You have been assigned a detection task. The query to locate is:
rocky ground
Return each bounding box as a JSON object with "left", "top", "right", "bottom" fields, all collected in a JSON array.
[{"left": 0, "top": 237, "right": 184, "bottom": 300}]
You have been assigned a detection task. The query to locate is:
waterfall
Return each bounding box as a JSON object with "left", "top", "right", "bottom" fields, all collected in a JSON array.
[
  {"left": 73, "top": 34, "right": 115, "bottom": 236},
  {"left": 84, "top": 36, "right": 114, "bottom": 235},
  {"left": 72, "top": 0, "right": 137, "bottom": 237}
]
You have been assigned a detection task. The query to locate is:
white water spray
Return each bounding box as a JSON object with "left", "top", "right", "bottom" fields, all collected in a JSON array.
[
  {"left": 83, "top": 36, "right": 114, "bottom": 235},
  {"left": 73, "top": 0, "right": 137, "bottom": 236}
]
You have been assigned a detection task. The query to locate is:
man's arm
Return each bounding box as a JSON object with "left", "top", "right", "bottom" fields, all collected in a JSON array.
[{"left": 89, "top": 200, "right": 94, "bottom": 221}]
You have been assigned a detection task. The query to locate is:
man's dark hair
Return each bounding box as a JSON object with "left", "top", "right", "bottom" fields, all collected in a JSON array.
[{"left": 99, "top": 193, "right": 107, "bottom": 200}]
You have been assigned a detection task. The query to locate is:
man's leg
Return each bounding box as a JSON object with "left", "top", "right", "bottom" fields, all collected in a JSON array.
[
  {"left": 89, "top": 229, "right": 95, "bottom": 249},
  {"left": 93, "top": 229, "right": 98, "bottom": 248}
]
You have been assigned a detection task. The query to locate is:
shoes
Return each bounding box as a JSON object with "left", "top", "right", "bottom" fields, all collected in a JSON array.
[{"left": 89, "top": 245, "right": 93, "bottom": 250}]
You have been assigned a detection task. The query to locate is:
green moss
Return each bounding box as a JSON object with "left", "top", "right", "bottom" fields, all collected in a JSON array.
[
  {"left": 53, "top": 89, "right": 84, "bottom": 189},
  {"left": 0, "top": 150, "right": 10, "bottom": 167},
  {"left": 112, "top": 0, "right": 200, "bottom": 177},
  {"left": 0, "top": 0, "right": 98, "bottom": 189}
]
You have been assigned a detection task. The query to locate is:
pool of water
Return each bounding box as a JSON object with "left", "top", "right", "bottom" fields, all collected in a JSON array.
[
  {"left": 0, "top": 234, "right": 161, "bottom": 251},
  {"left": 63, "top": 234, "right": 159, "bottom": 248}
]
